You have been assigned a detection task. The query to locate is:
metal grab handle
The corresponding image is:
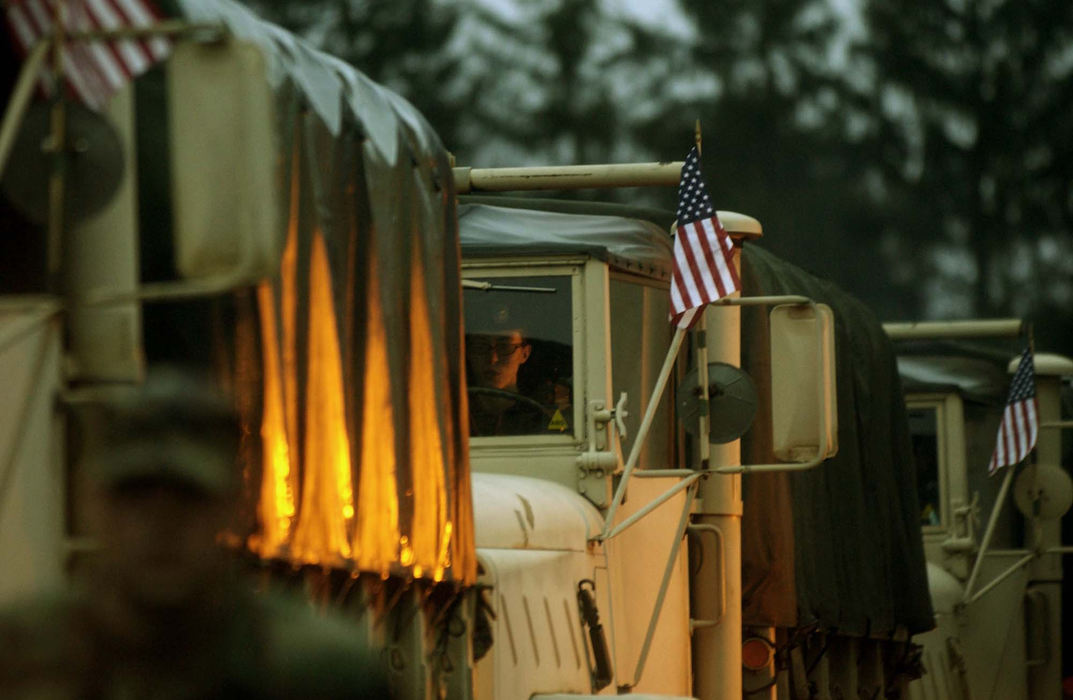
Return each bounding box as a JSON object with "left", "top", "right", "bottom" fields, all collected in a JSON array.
[{"left": 687, "top": 523, "right": 726, "bottom": 628}]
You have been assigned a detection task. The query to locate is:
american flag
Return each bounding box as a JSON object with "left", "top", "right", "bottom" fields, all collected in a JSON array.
[
  {"left": 670, "top": 146, "right": 740, "bottom": 330},
  {"left": 4, "top": 0, "right": 171, "bottom": 111},
  {"left": 988, "top": 347, "right": 1038, "bottom": 474}
]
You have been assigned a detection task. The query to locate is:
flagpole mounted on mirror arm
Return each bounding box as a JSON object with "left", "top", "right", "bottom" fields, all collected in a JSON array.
[
  {"left": 963, "top": 340, "right": 1041, "bottom": 605},
  {"left": 693, "top": 118, "right": 712, "bottom": 471},
  {"left": 599, "top": 128, "right": 744, "bottom": 542}
]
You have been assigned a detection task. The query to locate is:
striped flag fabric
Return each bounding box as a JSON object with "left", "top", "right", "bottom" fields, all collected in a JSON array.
[
  {"left": 988, "top": 347, "right": 1038, "bottom": 474},
  {"left": 670, "top": 146, "right": 740, "bottom": 329},
  {"left": 4, "top": 0, "right": 171, "bottom": 111}
]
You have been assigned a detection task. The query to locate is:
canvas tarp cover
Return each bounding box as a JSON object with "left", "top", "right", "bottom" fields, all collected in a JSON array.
[
  {"left": 137, "top": 1, "right": 475, "bottom": 584},
  {"left": 739, "top": 245, "right": 933, "bottom": 636},
  {"left": 458, "top": 202, "right": 673, "bottom": 280}
]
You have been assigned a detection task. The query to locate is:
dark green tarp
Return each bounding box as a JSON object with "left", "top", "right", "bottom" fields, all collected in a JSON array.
[
  {"left": 458, "top": 202, "right": 672, "bottom": 279},
  {"left": 133, "top": 0, "right": 475, "bottom": 583},
  {"left": 741, "top": 245, "right": 934, "bottom": 636}
]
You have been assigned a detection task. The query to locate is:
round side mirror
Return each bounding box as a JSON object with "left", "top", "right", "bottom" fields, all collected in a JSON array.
[{"left": 1014, "top": 463, "right": 1073, "bottom": 520}]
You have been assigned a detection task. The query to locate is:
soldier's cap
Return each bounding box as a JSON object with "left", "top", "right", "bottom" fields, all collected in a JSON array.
[
  {"left": 80, "top": 367, "right": 241, "bottom": 497},
  {"left": 464, "top": 297, "right": 528, "bottom": 336}
]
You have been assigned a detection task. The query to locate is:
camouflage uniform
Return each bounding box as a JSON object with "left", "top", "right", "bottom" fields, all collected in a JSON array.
[
  {"left": 0, "top": 588, "right": 389, "bottom": 699},
  {"left": 0, "top": 369, "right": 389, "bottom": 699}
]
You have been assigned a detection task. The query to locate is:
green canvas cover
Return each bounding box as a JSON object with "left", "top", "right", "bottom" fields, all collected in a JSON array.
[
  {"left": 740, "top": 245, "right": 934, "bottom": 636},
  {"left": 133, "top": 0, "right": 475, "bottom": 584}
]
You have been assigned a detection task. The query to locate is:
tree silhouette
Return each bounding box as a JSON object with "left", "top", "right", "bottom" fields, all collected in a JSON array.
[
  {"left": 862, "top": 0, "right": 1073, "bottom": 346},
  {"left": 250, "top": 0, "right": 466, "bottom": 150}
]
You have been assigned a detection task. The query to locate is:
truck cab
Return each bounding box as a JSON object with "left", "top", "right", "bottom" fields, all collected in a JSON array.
[
  {"left": 894, "top": 334, "right": 1073, "bottom": 700},
  {"left": 460, "top": 201, "right": 696, "bottom": 697}
]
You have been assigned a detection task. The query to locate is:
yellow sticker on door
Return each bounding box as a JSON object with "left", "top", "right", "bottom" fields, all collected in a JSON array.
[{"left": 547, "top": 409, "right": 568, "bottom": 432}]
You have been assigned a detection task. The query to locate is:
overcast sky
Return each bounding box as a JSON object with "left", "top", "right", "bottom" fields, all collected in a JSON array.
[{"left": 470, "top": 0, "right": 865, "bottom": 61}]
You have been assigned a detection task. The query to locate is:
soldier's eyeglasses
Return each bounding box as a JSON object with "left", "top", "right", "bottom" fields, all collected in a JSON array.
[{"left": 467, "top": 339, "right": 525, "bottom": 357}]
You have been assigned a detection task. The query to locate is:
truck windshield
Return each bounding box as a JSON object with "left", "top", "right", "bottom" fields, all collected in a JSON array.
[{"left": 463, "top": 275, "right": 573, "bottom": 437}]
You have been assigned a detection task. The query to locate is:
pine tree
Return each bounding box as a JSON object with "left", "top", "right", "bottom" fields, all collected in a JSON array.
[
  {"left": 627, "top": 0, "right": 897, "bottom": 311},
  {"left": 862, "top": 0, "right": 1073, "bottom": 345}
]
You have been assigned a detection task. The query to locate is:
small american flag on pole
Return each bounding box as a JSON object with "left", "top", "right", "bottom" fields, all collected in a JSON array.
[
  {"left": 670, "top": 145, "right": 740, "bottom": 329},
  {"left": 4, "top": 0, "right": 171, "bottom": 111},
  {"left": 988, "top": 347, "right": 1038, "bottom": 474}
]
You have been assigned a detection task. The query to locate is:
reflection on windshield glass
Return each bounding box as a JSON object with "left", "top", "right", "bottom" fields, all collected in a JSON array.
[{"left": 463, "top": 275, "right": 573, "bottom": 437}]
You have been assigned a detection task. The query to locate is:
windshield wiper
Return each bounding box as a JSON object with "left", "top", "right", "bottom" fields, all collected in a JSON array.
[{"left": 462, "top": 280, "right": 556, "bottom": 293}]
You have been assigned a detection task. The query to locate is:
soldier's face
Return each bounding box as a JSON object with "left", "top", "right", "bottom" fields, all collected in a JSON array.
[
  {"left": 89, "top": 480, "right": 230, "bottom": 610},
  {"left": 466, "top": 331, "right": 531, "bottom": 390}
]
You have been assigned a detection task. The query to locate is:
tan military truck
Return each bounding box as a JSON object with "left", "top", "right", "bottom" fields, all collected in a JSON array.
[
  {"left": 889, "top": 324, "right": 1072, "bottom": 700},
  {"left": 449, "top": 195, "right": 934, "bottom": 700},
  {"left": 451, "top": 197, "right": 1071, "bottom": 700}
]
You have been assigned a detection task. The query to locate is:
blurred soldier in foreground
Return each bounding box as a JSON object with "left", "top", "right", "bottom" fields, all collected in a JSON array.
[{"left": 0, "top": 368, "right": 389, "bottom": 699}]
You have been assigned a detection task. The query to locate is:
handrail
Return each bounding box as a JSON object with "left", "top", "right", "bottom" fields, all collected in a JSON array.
[
  {"left": 686, "top": 524, "right": 726, "bottom": 628},
  {"left": 454, "top": 162, "right": 684, "bottom": 193},
  {"left": 883, "top": 318, "right": 1024, "bottom": 340}
]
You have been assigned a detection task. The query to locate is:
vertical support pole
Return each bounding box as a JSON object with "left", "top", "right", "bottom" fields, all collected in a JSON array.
[
  {"left": 66, "top": 83, "right": 144, "bottom": 381},
  {"left": 1026, "top": 357, "right": 1069, "bottom": 700},
  {"left": 691, "top": 241, "right": 743, "bottom": 700}
]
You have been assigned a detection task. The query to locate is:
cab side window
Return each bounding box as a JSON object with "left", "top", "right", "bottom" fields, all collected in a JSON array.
[{"left": 609, "top": 277, "right": 675, "bottom": 469}]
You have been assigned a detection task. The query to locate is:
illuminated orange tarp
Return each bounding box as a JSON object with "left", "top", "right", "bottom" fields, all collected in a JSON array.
[{"left": 244, "top": 97, "right": 474, "bottom": 585}]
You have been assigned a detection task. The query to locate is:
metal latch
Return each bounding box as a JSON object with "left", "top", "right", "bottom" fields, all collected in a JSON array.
[
  {"left": 942, "top": 492, "right": 980, "bottom": 554},
  {"left": 593, "top": 392, "right": 629, "bottom": 440},
  {"left": 576, "top": 393, "right": 628, "bottom": 475}
]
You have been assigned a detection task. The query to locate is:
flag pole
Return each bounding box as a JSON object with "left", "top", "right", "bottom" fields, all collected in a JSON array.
[
  {"left": 600, "top": 326, "right": 687, "bottom": 538},
  {"left": 694, "top": 120, "right": 711, "bottom": 469},
  {"left": 964, "top": 338, "right": 1040, "bottom": 604}
]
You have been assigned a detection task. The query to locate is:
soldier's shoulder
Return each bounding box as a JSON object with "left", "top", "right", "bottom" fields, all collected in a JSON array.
[
  {"left": 256, "top": 591, "right": 391, "bottom": 699},
  {"left": 0, "top": 591, "right": 92, "bottom": 680},
  {"left": 0, "top": 590, "right": 87, "bottom": 641}
]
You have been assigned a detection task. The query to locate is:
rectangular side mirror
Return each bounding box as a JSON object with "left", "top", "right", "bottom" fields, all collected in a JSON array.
[
  {"left": 167, "top": 38, "right": 280, "bottom": 281},
  {"left": 769, "top": 303, "right": 838, "bottom": 462}
]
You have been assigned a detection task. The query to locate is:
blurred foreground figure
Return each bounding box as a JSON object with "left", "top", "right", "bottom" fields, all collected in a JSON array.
[{"left": 0, "top": 368, "right": 389, "bottom": 699}]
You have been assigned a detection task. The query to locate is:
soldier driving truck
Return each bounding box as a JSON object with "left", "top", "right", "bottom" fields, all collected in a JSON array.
[
  {"left": 0, "top": 368, "right": 390, "bottom": 699},
  {"left": 464, "top": 282, "right": 574, "bottom": 436}
]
